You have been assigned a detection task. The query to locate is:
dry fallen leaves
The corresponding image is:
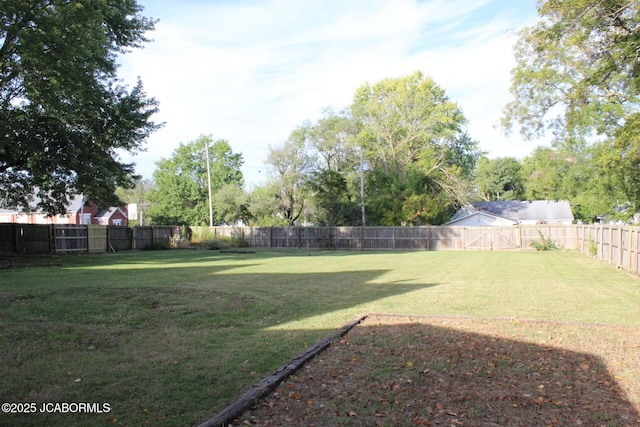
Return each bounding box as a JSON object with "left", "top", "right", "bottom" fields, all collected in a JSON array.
[{"left": 233, "top": 315, "right": 640, "bottom": 427}]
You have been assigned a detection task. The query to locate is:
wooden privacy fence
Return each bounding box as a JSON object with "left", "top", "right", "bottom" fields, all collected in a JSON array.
[
  {"left": 0, "top": 224, "right": 51, "bottom": 255},
  {"left": 193, "top": 224, "right": 639, "bottom": 274},
  {"left": 3, "top": 223, "right": 639, "bottom": 275},
  {"left": 0, "top": 224, "right": 175, "bottom": 255},
  {"left": 190, "top": 225, "right": 580, "bottom": 251},
  {"left": 575, "top": 224, "right": 640, "bottom": 274}
]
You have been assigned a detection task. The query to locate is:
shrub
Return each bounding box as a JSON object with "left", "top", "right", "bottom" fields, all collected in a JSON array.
[
  {"left": 530, "top": 231, "right": 558, "bottom": 251},
  {"left": 200, "top": 237, "right": 249, "bottom": 250},
  {"left": 141, "top": 241, "right": 171, "bottom": 250}
]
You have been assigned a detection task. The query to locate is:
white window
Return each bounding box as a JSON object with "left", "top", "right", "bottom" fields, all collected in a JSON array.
[
  {"left": 112, "top": 219, "right": 122, "bottom": 226},
  {"left": 82, "top": 213, "right": 92, "bottom": 224}
]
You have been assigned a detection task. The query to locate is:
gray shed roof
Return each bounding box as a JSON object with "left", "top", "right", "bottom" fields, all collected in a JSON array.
[{"left": 449, "top": 200, "right": 574, "bottom": 224}]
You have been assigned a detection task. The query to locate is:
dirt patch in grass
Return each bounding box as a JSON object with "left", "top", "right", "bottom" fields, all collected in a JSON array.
[{"left": 234, "top": 314, "right": 640, "bottom": 426}]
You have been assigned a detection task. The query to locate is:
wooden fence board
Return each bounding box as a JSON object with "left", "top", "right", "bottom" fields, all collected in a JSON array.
[
  {"left": 0, "top": 224, "right": 16, "bottom": 253},
  {"left": 54, "top": 225, "right": 86, "bottom": 254},
  {"left": 88, "top": 225, "right": 107, "bottom": 253},
  {"left": 108, "top": 226, "right": 133, "bottom": 251},
  {"left": 15, "top": 224, "right": 51, "bottom": 254}
]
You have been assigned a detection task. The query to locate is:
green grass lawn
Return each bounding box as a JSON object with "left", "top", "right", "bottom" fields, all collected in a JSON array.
[{"left": 1, "top": 250, "right": 639, "bottom": 426}]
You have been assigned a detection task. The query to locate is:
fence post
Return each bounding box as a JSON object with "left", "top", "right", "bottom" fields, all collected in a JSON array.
[
  {"left": 14, "top": 223, "right": 19, "bottom": 253},
  {"left": 52, "top": 224, "right": 57, "bottom": 254},
  {"left": 635, "top": 227, "right": 640, "bottom": 274},
  {"left": 464, "top": 226, "right": 468, "bottom": 251},
  {"left": 618, "top": 226, "right": 624, "bottom": 267},
  {"left": 461, "top": 227, "right": 465, "bottom": 251},
  {"left": 392, "top": 227, "right": 396, "bottom": 251},
  {"left": 609, "top": 226, "right": 614, "bottom": 264},
  {"left": 627, "top": 226, "right": 633, "bottom": 271}
]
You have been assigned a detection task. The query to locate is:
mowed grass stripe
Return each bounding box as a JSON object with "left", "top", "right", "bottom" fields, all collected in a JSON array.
[{"left": 0, "top": 250, "right": 639, "bottom": 426}]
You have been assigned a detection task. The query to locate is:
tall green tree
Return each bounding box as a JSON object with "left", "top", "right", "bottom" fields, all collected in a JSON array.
[
  {"left": 521, "top": 147, "right": 569, "bottom": 201},
  {"left": 519, "top": 144, "right": 622, "bottom": 222},
  {"left": 212, "top": 183, "right": 251, "bottom": 225},
  {"left": 0, "top": 0, "right": 160, "bottom": 215},
  {"left": 304, "top": 109, "right": 361, "bottom": 226},
  {"left": 502, "top": 0, "right": 640, "bottom": 214},
  {"left": 252, "top": 128, "right": 314, "bottom": 226},
  {"left": 308, "top": 169, "right": 361, "bottom": 226},
  {"left": 351, "top": 71, "right": 480, "bottom": 225},
  {"left": 147, "top": 136, "right": 243, "bottom": 225},
  {"left": 474, "top": 157, "right": 525, "bottom": 201}
]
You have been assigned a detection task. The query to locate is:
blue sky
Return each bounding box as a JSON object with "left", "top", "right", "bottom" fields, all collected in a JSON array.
[{"left": 118, "top": 0, "right": 542, "bottom": 189}]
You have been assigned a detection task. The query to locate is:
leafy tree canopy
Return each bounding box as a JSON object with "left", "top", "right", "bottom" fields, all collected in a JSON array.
[
  {"left": 303, "top": 109, "right": 361, "bottom": 226},
  {"left": 502, "top": 0, "right": 640, "bottom": 213},
  {"left": 247, "top": 126, "right": 316, "bottom": 226},
  {"left": 351, "top": 71, "right": 481, "bottom": 225},
  {"left": 0, "top": 0, "right": 160, "bottom": 215},
  {"left": 146, "top": 136, "right": 244, "bottom": 225},
  {"left": 503, "top": 0, "right": 640, "bottom": 140},
  {"left": 352, "top": 71, "right": 471, "bottom": 172},
  {"left": 474, "top": 157, "right": 525, "bottom": 201}
]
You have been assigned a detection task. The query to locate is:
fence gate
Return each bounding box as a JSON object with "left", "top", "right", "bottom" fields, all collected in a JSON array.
[
  {"left": 491, "top": 227, "right": 519, "bottom": 250},
  {"left": 464, "top": 227, "right": 519, "bottom": 250}
]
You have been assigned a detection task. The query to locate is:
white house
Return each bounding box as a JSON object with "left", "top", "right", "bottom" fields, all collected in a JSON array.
[{"left": 447, "top": 200, "right": 574, "bottom": 226}]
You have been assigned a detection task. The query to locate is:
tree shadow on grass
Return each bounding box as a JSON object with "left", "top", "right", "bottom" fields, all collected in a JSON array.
[
  {"left": 236, "top": 315, "right": 640, "bottom": 426},
  {"left": 0, "top": 260, "right": 440, "bottom": 427}
]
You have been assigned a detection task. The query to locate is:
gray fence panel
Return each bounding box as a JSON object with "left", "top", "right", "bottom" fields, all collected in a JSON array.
[
  {"left": 0, "top": 224, "right": 16, "bottom": 252},
  {"left": 54, "top": 225, "right": 87, "bottom": 254},
  {"left": 108, "top": 226, "right": 133, "bottom": 251},
  {"left": 15, "top": 224, "right": 51, "bottom": 254}
]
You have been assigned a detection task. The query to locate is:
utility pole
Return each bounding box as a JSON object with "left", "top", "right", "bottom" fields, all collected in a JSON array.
[
  {"left": 360, "top": 147, "right": 366, "bottom": 227},
  {"left": 205, "top": 140, "right": 213, "bottom": 227}
]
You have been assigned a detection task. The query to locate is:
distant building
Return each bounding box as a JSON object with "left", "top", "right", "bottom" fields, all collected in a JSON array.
[
  {"left": 0, "top": 195, "right": 128, "bottom": 226},
  {"left": 448, "top": 200, "right": 574, "bottom": 227}
]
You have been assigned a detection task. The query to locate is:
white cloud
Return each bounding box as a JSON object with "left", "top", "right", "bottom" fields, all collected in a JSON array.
[{"left": 119, "top": 0, "right": 541, "bottom": 188}]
